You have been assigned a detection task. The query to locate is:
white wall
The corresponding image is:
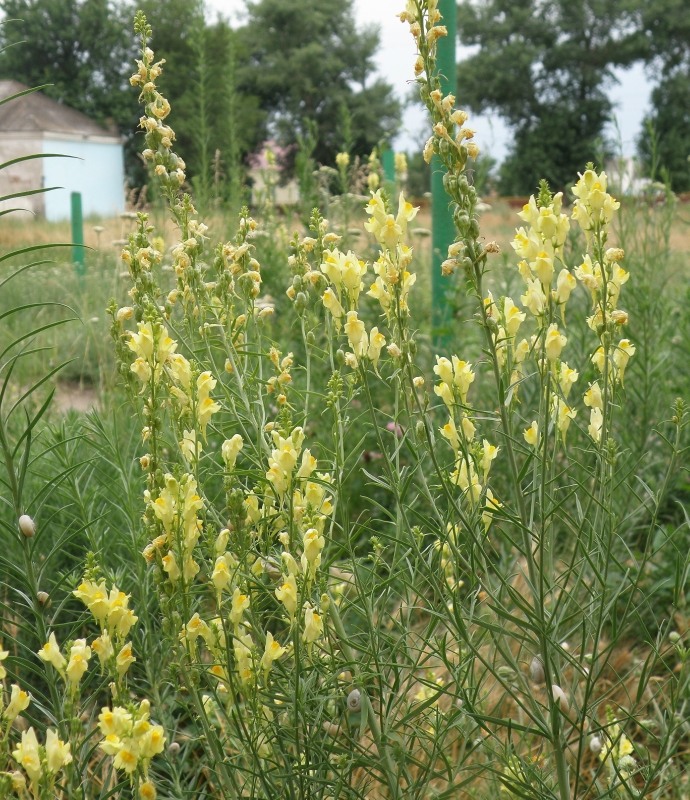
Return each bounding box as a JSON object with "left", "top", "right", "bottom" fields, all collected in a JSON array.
[{"left": 42, "top": 136, "right": 125, "bottom": 221}]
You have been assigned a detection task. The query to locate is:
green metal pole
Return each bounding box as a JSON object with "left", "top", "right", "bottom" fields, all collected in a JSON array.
[
  {"left": 431, "top": 0, "right": 457, "bottom": 347},
  {"left": 70, "top": 191, "right": 85, "bottom": 278},
  {"left": 382, "top": 147, "right": 395, "bottom": 186}
]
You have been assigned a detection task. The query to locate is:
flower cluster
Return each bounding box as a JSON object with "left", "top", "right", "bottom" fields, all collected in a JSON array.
[
  {"left": 434, "top": 356, "right": 501, "bottom": 526},
  {"left": 571, "top": 168, "right": 634, "bottom": 442},
  {"left": 144, "top": 472, "right": 205, "bottom": 583},
  {"left": 10, "top": 727, "right": 72, "bottom": 795},
  {"left": 98, "top": 700, "right": 165, "bottom": 789}
]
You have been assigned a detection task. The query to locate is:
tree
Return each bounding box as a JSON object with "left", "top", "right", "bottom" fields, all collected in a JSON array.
[
  {"left": 241, "top": 0, "right": 401, "bottom": 169},
  {"left": 455, "top": 0, "right": 643, "bottom": 194},
  {"left": 636, "top": 0, "right": 690, "bottom": 190},
  {"left": 0, "top": 0, "right": 137, "bottom": 135}
]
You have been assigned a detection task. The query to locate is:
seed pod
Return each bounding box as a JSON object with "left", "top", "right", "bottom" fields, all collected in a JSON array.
[
  {"left": 529, "top": 656, "right": 545, "bottom": 685},
  {"left": 551, "top": 684, "right": 569, "bottom": 712},
  {"left": 347, "top": 689, "right": 362, "bottom": 713},
  {"left": 18, "top": 514, "right": 35, "bottom": 538}
]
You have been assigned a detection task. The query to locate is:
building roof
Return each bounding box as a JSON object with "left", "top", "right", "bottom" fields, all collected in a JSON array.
[{"left": 0, "top": 80, "right": 117, "bottom": 138}]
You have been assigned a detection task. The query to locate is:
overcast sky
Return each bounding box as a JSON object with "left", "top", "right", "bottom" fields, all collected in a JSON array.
[{"left": 205, "top": 0, "right": 651, "bottom": 162}]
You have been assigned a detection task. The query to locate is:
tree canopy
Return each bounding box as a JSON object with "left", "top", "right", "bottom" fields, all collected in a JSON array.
[
  {"left": 242, "top": 0, "right": 401, "bottom": 168},
  {"left": 455, "top": 0, "right": 644, "bottom": 194}
]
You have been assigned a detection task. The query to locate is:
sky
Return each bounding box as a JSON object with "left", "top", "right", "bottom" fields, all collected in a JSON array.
[{"left": 205, "top": 0, "right": 651, "bottom": 162}]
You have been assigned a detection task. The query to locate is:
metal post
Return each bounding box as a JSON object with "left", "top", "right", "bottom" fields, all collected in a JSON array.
[
  {"left": 382, "top": 147, "right": 395, "bottom": 186},
  {"left": 71, "top": 191, "right": 85, "bottom": 278},
  {"left": 431, "top": 0, "right": 457, "bottom": 347}
]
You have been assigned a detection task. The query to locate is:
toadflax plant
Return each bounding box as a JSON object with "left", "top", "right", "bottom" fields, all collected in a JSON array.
[{"left": 2, "top": 4, "right": 688, "bottom": 800}]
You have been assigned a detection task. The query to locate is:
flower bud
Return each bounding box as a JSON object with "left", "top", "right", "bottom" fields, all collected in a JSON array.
[
  {"left": 589, "top": 735, "right": 602, "bottom": 754},
  {"left": 347, "top": 688, "right": 362, "bottom": 712},
  {"left": 529, "top": 656, "right": 545, "bottom": 684},
  {"left": 551, "top": 684, "right": 569, "bottom": 711},
  {"left": 167, "top": 741, "right": 181, "bottom": 756},
  {"left": 19, "top": 514, "right": 35, "bottom": 537},
  {"left": 37, "top": 591, "right": 50, "bottom": 606}
]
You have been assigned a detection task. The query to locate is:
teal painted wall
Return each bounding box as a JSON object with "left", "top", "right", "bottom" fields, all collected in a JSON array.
[{"left": 42, "top": 137, "right": 125, "bottom": 221}]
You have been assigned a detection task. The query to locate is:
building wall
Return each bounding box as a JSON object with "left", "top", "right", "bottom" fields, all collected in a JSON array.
[
  {"left": 42, "top": 136, "right": 125, "bottom": 221},
  {"left": 0, "top": 133, "right": 45, "bottom": 217}
]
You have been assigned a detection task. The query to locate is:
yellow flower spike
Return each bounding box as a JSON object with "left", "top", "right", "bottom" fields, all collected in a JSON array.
[{"left": 37, "top": 632, "right": 67, "bottom": 673}]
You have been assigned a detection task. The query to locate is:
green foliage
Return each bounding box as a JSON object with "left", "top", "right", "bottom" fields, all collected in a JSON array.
[
  {"left": 243, "top": 0, "right": 401, "bottom": 169},
  {"left": 456, "top": 0, "right": 642, "bottom": 193},
  {"left": 639, "top": 71, "right": 690, "bottom": 191}
]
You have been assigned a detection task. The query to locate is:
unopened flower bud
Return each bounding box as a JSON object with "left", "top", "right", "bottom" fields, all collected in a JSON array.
[
  {"left": 347, "top": 688, "right": 362, "bottom": 712},
  {"left": 529, "top": 656, "right": 545, "bottom": 684},
  {"left": 19, "top": 514, "right": 35, "bottom": 537},
  {"left": 167, "top": 741, "right": 181, "bottom": 756},
  {"left": 589, "top": 735, "right": 602, "bottom": 755},
  {"left": 551, "top": 684, "right": 569, "bottom": 711}
]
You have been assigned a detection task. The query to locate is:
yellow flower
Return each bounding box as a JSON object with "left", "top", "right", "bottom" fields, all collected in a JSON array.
[
  {"left": 260, "top": 631, "right": 286, "bottom": 675},
  {"left": 480, "top": 440, "right": 499, "bottom": 479},
  {"left": 613, "top": 339, "right": 635, "bottom": 384},
  {"left": 66, "top": 639, "right": 92, "bottom": 687},
  {"left": 45, "top": 729, "right": 72, "bottom": 774},
  {"left": 524, "top": 421, "right": 539, "bottom": 448},
  {"left": 138, "top": 725, "right": 166, "bottom": 759},
  {"left": 303, "top": 604, "right": 324, "bottom": 644},
  {"left": 139, "top": 781, "right": 157, "bottom": 800},
  {"left": 74, "top": 579, "right": 110, "bottom": 623},
  {"left": 12, "top": 727, "right": 41, "bottom": 782},
  {"left": 37, "top": 632, "right": 66, "bottom": 673},
  {"left": 503, "top": 297, "right": 525, "bottom": 336},
  {"left": 584, "top": 381, "right": 603, "bottom": 410},
  {"left": 588, "top": 407, "right": 603, "bottom": 443},
  {"left": 222, "top": 434, "right": 244, "bottom": 469},
  {"left": 0, "top": 640, "right": 8, "bottom": 680},
  {"left": 98, "top": 706, "right": 132, "bottom": 737},
  {"left": 113, "top": 739, "right": 140, "bottom": 773},
  {"left": 367, "top": 327, "right": 386, "bottom": 368},
  {"left": 276, "top": 574, "right": 298, "bottom": 618},
  {"left": 116, "top": 643, "right": 136, "bottom": 677},
  {"left": 302, "top": 528, "right": 325, "bottom": 578},
  {"left": 322, "top": 287, "right": 345, "bottom": 322},
  {"left": 344, "top": 310, "right": 368, "bottom": 357},
  {"left": 545, "top": 323, "right": 567, "bottom": 362},
  {"left": 212, "top": 555, "right": 232, "bottom": 594},
  {"left": 6, "top": 684, "right": 31, "bottom": 720},
  {"left": 92, "top": 631, "right": 114, "bottom": 666},
  {"left": 230, "top": 587, "right": 250, "bottom": 626}
]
